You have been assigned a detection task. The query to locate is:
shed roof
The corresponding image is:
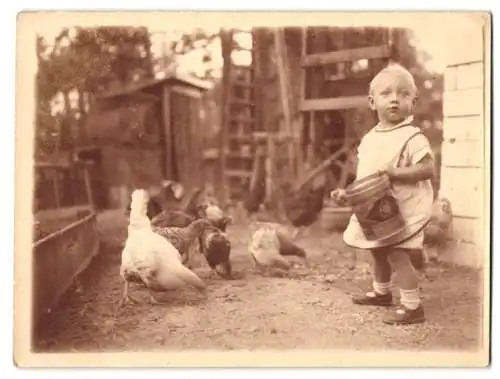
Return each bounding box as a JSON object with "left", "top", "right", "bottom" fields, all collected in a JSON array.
[{"left": 98, "top": 71, "right": 212, "bottom": 100}]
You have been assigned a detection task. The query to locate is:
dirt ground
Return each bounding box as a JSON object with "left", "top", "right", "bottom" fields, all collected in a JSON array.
[{"left": 33, "top": 210, "right": 485, "bottom": 352}]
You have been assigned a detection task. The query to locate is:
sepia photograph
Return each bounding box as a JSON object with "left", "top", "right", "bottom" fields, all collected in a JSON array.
[{"left": 13, "top": 11, "right": 491, "bottom": 367}]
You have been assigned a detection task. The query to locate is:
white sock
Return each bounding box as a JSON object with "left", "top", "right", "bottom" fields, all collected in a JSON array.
[
  {"left": 372, "top": 281, "right": 392, "bottom": 295},
  {"left": 400, "top": 288, "right": 421, "bottom": 310}
]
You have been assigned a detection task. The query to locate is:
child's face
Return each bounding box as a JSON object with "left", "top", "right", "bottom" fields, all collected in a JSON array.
[{"left": 369, "top": 72, "right": 417, "bottom": 125}]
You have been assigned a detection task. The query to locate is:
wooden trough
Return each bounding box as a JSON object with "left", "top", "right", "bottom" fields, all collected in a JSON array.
[{"left": 32, "top": 162, "right": 100, "bottom": 337}]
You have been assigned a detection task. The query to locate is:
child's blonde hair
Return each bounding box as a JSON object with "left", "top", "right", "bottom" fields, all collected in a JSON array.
[{"left": 369, "top": 62, "right": 417, "bottom": 95}]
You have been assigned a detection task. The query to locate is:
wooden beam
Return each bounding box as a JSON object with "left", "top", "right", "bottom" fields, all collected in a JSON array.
[
  {"left": 225, "top": 151, "right": 253, "bottom": 159},
  {"left": 228, "top": 134, "right": 252, "bottom": 142},
  {"left": 230, "top": 98, "right": 255, "bottom": 107},
  {"left": 300, "top": 96, "right": 368, "bottom": 111},
  {"left": 232, "top": 64, "right": 254, "bottom": 71},
  {"left": 202, "top": 148, "right": 219, "bottom": 160},
  {"left": 251, "top": 131, "right": 267, "bottom": 139},
  {"left": 233, "top": 80, "right": 255, "bottom": 88},
  {"left": 230, "top": 115, "right": 255, "bottom": 124},
  {"left": 301, "top": 45, "right": 391, "bottom": 67},
  {"left": 171, "top": 85, "right": 202, "bottom": 99},
  {"left": 225, "top": 169, "right": 252, "bottom": 179},
  {"left": 127, "top": 91, "right": 161, "bottom": 103}
]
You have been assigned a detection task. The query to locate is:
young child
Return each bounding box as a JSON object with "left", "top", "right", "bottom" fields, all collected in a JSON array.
[{"left": 331, "top": 63, "right": 435, "bottom": 325}]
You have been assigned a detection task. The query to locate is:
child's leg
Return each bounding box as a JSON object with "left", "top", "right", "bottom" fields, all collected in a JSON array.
[
  {"left": 372, "top": 248, "right": 392, "bottom": 288},
  {"left": 352, "top": 248, "right": 393, "bottom": 306},
  {"left": 384, "top": 248, "right": 426, "bottom": 325}
]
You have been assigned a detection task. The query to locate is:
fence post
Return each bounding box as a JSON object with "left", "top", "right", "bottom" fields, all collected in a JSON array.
[{"left": 83, "top": 164, "right": 95, "bottom": 212}]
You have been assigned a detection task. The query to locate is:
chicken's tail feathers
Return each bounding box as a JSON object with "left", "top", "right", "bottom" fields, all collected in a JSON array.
[
  {"left": 179, "top": 266, "right": 207, "bottom": 290},
  {"left": 273, "top": 255, "right": 292, "bottom": 271}
]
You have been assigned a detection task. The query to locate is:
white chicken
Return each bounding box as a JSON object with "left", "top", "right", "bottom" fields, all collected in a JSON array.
[
  {"left": 248, "top": 226, "right": 293, "bottom": 276},
  {"left": 118, "top": 189, "right": 206, "bottom": 308},
  {"left": 423, "top": 197, "right": 453, "bottom": 263}
]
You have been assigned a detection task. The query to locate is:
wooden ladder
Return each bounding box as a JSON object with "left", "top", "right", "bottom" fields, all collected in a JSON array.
[{"left": 223, "top": 58, "right": 257, "bottom": 201}]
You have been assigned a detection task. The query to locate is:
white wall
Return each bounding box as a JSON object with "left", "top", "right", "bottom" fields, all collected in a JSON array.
[{"left": 439, "top": 19, "right": 489, "bottom": 268}]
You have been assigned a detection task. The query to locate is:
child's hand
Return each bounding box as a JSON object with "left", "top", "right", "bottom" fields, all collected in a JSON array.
[
  {"left": 378, "top": 168, "right": 395, "bottom": 180},
  {"left": 330, "top": 188, "right": 347, "bottom": 205}
]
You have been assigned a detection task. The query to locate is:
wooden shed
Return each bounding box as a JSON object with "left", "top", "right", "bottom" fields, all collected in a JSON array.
[
  {"left": 82, "top": 72, "right": 211, "bottom": 208},
  {"left": 438, "top": 21, "right": 489, "bottom": 268}
]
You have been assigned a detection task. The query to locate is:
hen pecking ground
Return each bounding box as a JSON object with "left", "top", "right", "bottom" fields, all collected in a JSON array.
[{"left": 32, "top": 210, "right": 485, "bottom": 353}]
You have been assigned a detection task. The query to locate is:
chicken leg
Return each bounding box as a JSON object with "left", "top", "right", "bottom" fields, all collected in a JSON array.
[
  {"left": 148, "top": 290, "right": 161, "bottom": 305},
  {"left": 116, "top": 280, "right": 139, "bottom": 309},
  {"left": 250, "top": 254, "right": 267, "bottom": 275},
  {"left": 301, "top": 256, "right": 311, "bottom": 269}
]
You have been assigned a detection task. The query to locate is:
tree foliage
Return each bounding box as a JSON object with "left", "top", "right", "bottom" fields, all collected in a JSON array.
[
  {"left": 35, "top": 26, "right": 158, "bottom": 158},
  {"left": 34, "top": 25, "right": 236, "bottom": 159}
]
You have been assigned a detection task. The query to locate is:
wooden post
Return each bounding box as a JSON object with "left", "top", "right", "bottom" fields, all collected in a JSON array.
[
  {"left": 52, "top": 169, "right": 61, "bottom": 209},
  {"left": 83, "top": 165, "right": 95, "bottom": 212},
  {"left": 309, "top": 110, "right": 316, "bottom": 164},
  {"left": 162, "top": 86, "right": 172, "bottom": 180},
  {"left": 264, "top": 134, "right": 273, "bottom": 204},
  {"left": 274, "top": 28, "right": 296, "bottom": 178},
  {"left": 298, "top": 27, "right": 308, "bottom": 176},
  {"left": 218, "top": 29, "right": 234, "bottom": 203}
]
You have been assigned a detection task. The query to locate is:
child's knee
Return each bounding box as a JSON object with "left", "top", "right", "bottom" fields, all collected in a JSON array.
[
  {"left": 388, "top": 249, "right": 412, "bottom": 269},
  {"left": 371, "top": 249, "right": 390, "bottom": 264}
]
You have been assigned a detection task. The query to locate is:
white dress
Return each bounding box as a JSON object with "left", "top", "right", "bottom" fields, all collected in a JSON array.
[{"left": 343, "top": 116, "right": 434, "bottom": 250}]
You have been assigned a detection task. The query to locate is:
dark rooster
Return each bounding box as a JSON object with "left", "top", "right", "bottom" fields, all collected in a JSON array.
[
  {"left": 280, "top": 181, "right": 326, "bottom": 238},
  {"left": 200, "top": 226, "right": 232, "bottom": 279},
  {"left": 193, "top": 202, "right": 233, "bottom": 278}
]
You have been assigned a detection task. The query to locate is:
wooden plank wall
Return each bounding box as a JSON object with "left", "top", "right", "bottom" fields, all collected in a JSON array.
[{"left": 439, "top": 22, "right": 488, "bottom": 268}]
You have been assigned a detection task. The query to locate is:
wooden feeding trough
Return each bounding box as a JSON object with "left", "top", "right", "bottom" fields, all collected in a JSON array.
[{"left": 32, "top": 161, "right": 99, "bottom": 337}]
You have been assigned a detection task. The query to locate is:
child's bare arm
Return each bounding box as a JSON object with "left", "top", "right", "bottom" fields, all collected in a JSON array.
[{"left": 385, "top": 154, "right": 435, "bottom": 184}]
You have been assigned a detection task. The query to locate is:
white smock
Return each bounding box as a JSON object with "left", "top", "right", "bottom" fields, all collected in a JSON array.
[{"left": 343, "top": 116, "right": 434, "bottom": 250}]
